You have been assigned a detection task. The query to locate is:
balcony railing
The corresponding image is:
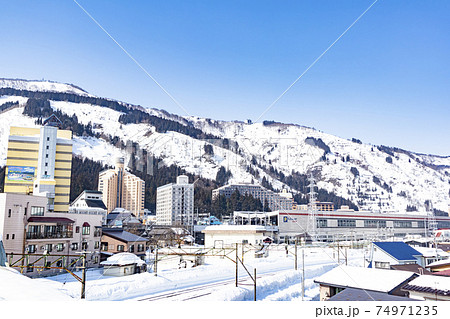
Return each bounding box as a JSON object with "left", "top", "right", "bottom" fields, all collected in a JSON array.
[{"left": 26, "top": 231, "right": 73, "bottom": 240}]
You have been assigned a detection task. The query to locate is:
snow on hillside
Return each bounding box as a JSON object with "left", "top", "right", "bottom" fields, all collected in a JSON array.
[
  {"left": 0, "top": 79, "right": 449, "bottom": 213},
  {"left": 0, "top": 78, "right": 92, "bottom": 96}
]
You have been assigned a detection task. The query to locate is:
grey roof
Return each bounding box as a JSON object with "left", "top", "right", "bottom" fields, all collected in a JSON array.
[
  {"left": 328, "top": 288, "right": 419, "bottom": 301},
  {"left": 85, "top": 199, "right": 107, "bottom": 210},
  {"left": 102, "top": 229, "right": 147, "bottom": 243}
]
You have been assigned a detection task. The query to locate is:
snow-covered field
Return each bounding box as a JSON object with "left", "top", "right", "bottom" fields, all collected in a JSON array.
[{"left": 1, "top": 246, "right": 365, "bottom": 301}]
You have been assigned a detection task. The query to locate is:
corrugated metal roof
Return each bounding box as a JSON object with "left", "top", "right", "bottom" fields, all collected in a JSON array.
[{"left": 374, "top": 242, "right": 421, "bottom": 261}]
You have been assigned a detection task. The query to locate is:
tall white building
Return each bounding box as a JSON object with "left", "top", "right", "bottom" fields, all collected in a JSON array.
[{"left": 156, "top": 175, "right": 194, "bottom": 226}]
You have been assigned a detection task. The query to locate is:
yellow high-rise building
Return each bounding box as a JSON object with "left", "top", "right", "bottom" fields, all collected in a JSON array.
[{"left": 4, "top": 119, "right": 72, "bottom": 213}]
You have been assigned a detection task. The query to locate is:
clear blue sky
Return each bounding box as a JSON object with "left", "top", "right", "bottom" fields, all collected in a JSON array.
[{"left": 0, "top": 1, "right": 449, "bottom": 155}]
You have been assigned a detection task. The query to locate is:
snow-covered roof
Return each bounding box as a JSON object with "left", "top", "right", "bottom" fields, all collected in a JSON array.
[
  {"left": 314, "top": 266, "right": 416, "bottom": 293},
  {"left": 426, "top": 258, "right": 450, "bottom": 268},
  {"left": 100, "top": 252, "right": 145, "bottom": 266},
  {"left": 403, "top": 275, "right": 450, "bottom": 295},
  {"left": 413, "top": 247, "right": 449, "bottom": 258}
]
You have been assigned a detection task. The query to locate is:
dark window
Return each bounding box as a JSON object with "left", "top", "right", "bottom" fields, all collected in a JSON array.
[
  {"left": 71, "top": 243, "right": 78, "bottom": 251},
  {"left": 129, "top": 245, "right": 135, "bottom": 253},
  {"left": 117, "top": 245, "right": 124, "bottom": 252},
  {"left": 76, "top": 226, "right": 80, "bottom": 233},
  {"left": 101, "top": 242, "right": 108, "bottom": 251},
  {"left": 28, "top": 245, "right": 36, "bottom": 253},
  {"left": 81, "top": 242, "right": 88, "bottom": 250},
  {"left": 6, "top": 234, "right": 9, "bottom": 240},
  {"left": 12, "top": 234, "right": 15, "bottom": 240},
  {"left": 338, "top": 219, "right": 356, "bottom": 227},
  {"left": 46, "top": 145, "right": 49, "bottom": 149},
  {"left": 8, "top": 209, "right": 11, "bottom": 218}
]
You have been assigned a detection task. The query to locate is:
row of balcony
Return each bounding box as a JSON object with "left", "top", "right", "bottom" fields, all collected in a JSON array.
[{"left": 26, "top": 231, "right": 73, "bottom": 240}]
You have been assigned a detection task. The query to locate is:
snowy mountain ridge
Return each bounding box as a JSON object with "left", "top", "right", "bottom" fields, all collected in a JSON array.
[{"left": 0, "top": 79, "right": 449, "bottom": 214}]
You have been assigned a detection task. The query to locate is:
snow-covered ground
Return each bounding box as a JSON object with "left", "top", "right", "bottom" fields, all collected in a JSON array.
[{"left": 14, "top": 246, "right": 365, "bottom": 301}]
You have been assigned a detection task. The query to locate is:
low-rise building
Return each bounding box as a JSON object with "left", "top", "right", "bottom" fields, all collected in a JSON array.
[
  {"left": 314, "top": 265, "right": 418, "bottom": 301},
  {"left": 0, "top": 193, "right": 102, "bottom": 276},
  {"left": 101, "top": 228, "right": 148, "bottom": 260},
  {"left": 369, "top": 242, "right": 422, "bottom": 269},
  {"left": 202, "top": 225, "right": 275, "bottom": 247}
]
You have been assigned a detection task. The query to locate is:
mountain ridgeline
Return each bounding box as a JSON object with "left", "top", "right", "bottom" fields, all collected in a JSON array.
[{"left": 2, "top": 79, "right": 449, "bottom": 215}]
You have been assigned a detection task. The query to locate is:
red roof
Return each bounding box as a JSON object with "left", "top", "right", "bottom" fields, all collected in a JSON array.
[{"left": 27, "top": 217, "right": 74, "bottom": 224}]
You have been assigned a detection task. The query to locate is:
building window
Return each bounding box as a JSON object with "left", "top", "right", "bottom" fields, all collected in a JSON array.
[
  {"left": 31, "top": 206, "right": 44, "bottom": 216},
  {"left": 364, "top": 220, "right": 387, "bottom": 228},
  {"left": 71, "top": 243, "right": 79, "bottom": 251},
  {"left": 137, "top": 244, "right": 144, "bottom": 252},
  {"left": 94, "top": 256, "right": 99, "bottom": 264},
  {"left": 129, "top": 245, "right": 135, "bottom": 253},
  {"left": 101, "top": 242, "right": 108, "bottom": 251},
  {"left": 393, "top": 221, "right": 412, "bottom": 228},
  {"left": 12, "top": 234, "right": 15, "bottom": 240},
  {"left": 45, "top": 163, "right": 48, "bottom": 167},
  {"left": 46, "top": 145, "right": 49, "bottom": 150},
  {"left": 47, "top": 137, "right": 50, "bottom": 141},
  {"left": 94, "top": 241, "right": 100, "bottom": 249},
  {"left": 28, "top": 245, "right": 36, "bottom": 253},
  {"left": 82, "top": 223, "right": 90, "bottom": 235},
  {"left": 6, "top": 234, "right": 9, "bottom": 240},
  {"left": 338, "top": 219, "right": 356, "bottom": 227},
  {"left": 375, "top": 261, "right": 390, "bottom": 269},
  {"left": 45, "top": 244, "right": 52, "bottom": 253},
  {"left": 56, "top": 243, "right": 64, "bottom": 252},
  {"left": 8, "top": 209, "right": 11, "bottom": 218},
  {"left": 76, "top": 226, "right": 80, "bottom": 233},
  {"left": 117, "top": 245, "right": 124, "bottom": 252},
  {"left": 81, "top": 242, "right": 88, "bottom": 250},
  {"left": 317, "top": 219, "right": 328, "bottom": 228},
  {"left": 46, "top": 154, "right": 48, "bottom": 158}
]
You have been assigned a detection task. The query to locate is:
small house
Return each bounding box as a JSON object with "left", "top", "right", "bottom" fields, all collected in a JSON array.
[
  {"left": 314, "top": 266, "right": 417, "bottom": 301},
  {"left": 369, "top": 242, "right": 422, "bottom": 269},
  {"left": 100, "top": 252, "right": 146, "bottom": 277}
]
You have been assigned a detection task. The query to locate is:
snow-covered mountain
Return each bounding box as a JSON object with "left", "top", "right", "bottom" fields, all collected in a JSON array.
[{"left": 1, "top": 78, "right": 449, "bottom": 214}]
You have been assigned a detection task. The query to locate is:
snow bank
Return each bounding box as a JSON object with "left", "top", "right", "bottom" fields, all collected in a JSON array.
[{"left": 0, "top": 267, "right": 73, "bottom": 301}]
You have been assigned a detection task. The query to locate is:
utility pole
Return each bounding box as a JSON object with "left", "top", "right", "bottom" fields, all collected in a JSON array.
[
  {"left": 294, "top": 239, "right": 298, "bottom": 271},
  {"left": 81, "top": 251, "right": 87, "bottom": 299},
  {"left": 254, "top": 268, "right": 257, "bottom": 301},
  {"left": 235, "top": 243, "right": 238, "bottom": 287},
  {"left": 302, "top": 247, "right": 305, "bottom": 301},
  {"left": 154, "top": 246, "right": 158, "bottom": 276}
]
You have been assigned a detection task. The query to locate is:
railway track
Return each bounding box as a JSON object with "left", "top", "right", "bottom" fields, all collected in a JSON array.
[{"left": 137, "top": 274, "right": 273, "bottom": 301}]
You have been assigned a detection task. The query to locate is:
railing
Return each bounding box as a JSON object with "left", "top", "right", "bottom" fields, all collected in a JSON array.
[{"left": 26, "top": 231, "right": 73, "bottom": 239}]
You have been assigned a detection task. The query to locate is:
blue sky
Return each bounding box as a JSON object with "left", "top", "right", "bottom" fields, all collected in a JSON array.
[{"left": 0, "top": 1, "right": 449, "bottom": 155}]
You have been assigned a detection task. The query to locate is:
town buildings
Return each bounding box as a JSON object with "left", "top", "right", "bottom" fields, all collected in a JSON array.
[
  {"left": 156, "top": 175, "right": 194, "bottom": 226},
  {"left": 98, "top": 157, "right": 145, "bottom": 218},
  {"left": 0, "top": 120, "right": 103, "bottom": 276},
  {"left": 212, "top": 183, "right": 294, "bottom": 211},
  {"left": 4, "top": 120, "right": 73, "bottom": 212}
]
